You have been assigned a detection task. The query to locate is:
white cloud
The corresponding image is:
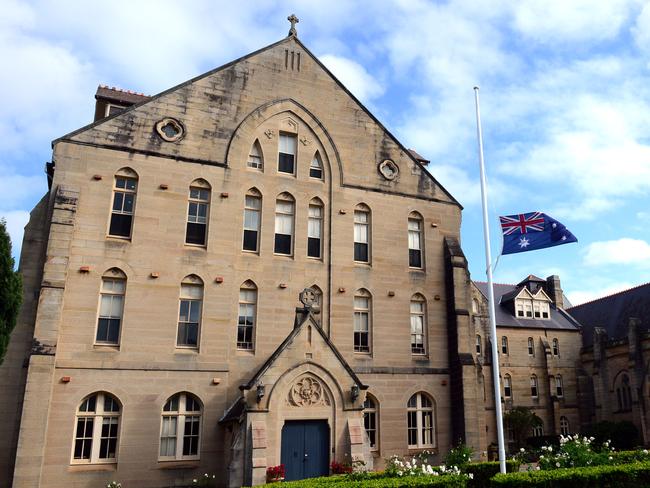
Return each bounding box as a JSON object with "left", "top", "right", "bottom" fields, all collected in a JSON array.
[
  {"left": 320, "top": 54, "right": 385, "bottom": 103},
  {"left": 511, "top": 0, "right": 637, "bottom": 43},
  {"left": 583, "top": 238, "right": 650, "bottom": 266},
  {"left": 632, "top": 2, "right": 650, "bottom": 54},
  {"left": 567, "top": 281, "right": 635, "bottom": 306}
]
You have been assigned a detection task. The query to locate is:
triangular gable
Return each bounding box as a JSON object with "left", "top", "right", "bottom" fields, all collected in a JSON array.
[
  {"left": 241, "top": 312, "right": 366, "bottom": 391},
  {"left": 53, "top": 35, "right": 460, "bottom": 207},
  {"left": 532, "top": 288, "right": 552, "bottom": 302}
]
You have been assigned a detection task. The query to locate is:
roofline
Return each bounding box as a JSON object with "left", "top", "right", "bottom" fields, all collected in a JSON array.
[
  {"left": 51, "top": 34, "right": 462, "bottom": 209},
  {"left": 566, "top": 281, "right": 650, "bottom": 310}
]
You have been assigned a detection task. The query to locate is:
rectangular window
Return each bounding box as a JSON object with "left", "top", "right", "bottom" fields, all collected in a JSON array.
[
  {"left": 243, "top": 195, "right": 261, "bottom": 252},
  {"left": 501, "top": 336, "right": 508, "bottom": 355},
  {"left": 516, "top": 300, "right": 525, "bottom": 317},
  {"left": 237, "top": 288, "right": 257, "bottom": 350},
  {"left": 278, "top": 134, "right": 297, "bottom": 174},
  {"left": 541, "top": 302, "right": 550, "bottom": 319},
  {"left": 186, "top": 187, "right": 210, "bottom": 246},
  {"left": 354, "top": 296, "right": 370, "bottom": 353},
  {"left": 73, "top": 417, "right": 94, "bottom": 460},
  {"left": 530, "top": 377, "right": 538, "bottom": 397},
  {"left": 307, "top": 204, "right": 322, "bottom": 258},
  {"left": 410, "top": 300, "right": 426, "bottom": 354},
  {"left": 408, "top": 218, "right": 423, "bottom": 268},
  {"left": 524, "top": 301, "right": 533, "bottom": 318},
  {"left": 99, "top": 417, "right": 119, "bottom": 459},
  {"left": 109, "top": 177, "right": 137, "bottom": 238},
  {"left": 274, "top": 199, "right": 294, "bottom": 255},
  {"left": 476, "top": 335, "right": 482, "bottom": 355},
  {"left": 310, "top": 156, "right": 323, "bottom": 179},
  {"left": 159, "top": 416, "right": 177, "bottom": 456},
  {"left": 354, "top": 210, "right": 369, "bottom": 263},
  {"left": 528, "top": 338, "right": 534, "bottom": 356},
  {"left": 504, "top": 377, "right": 512, "bottom": 398},
  {"left": 556, "top": 376, "right": 564, "bottom": 397},
  {"left": 96, "top": 278, "right": 125, "bottom": 345},
  {"left": 177, "top": 284, "right": 202, "bottom": 347},
  {"left": 182, "top": 416, "right": 200, "bottom": 456},
  {"left": 533, "top": 301, "right": 541, "bottom": 318}
]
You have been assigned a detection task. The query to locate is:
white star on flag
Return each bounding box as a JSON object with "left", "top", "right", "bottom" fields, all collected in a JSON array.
[{"left": 518, "top": 236, "right": 530, "bottom": 248}]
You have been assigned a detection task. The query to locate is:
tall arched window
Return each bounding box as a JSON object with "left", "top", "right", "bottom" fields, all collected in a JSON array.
[
  {"left": 476, "top": 334, "right": 482, "bottom": 355},
  {"left": 186, "top": 179, "right": 211, "bottom": 246},
  {"left": 310, "top": 151, "right": 323, "bottom": 179},
  {"left": 72, "top": 392, "right": 121, "bottom": 463},
  {"left": 501, "top": 336, "right": 509, "bottom": 355},
  {"left": 243, "top": 188, "right": 262, "bottom": 253},
  {"left": 363, "top": 395, "right": 379, "bottom": 451},
  {"left": 616, "top": 373, "right": 632, "bottom": 411},
  {"left": 354, "top": 289, "right": 371, "bottom": 353},
  {"left": 238, "top": 281, "right": 257, "bottom": 351},
  {"left": 552, "top": 338, "right": 559, "bottom": 356},
  {"left": 177, "top": 275, "right": 203, "bottom": 348},
  {"left": 307, "top": 198, "right": 323, "bottom": 259},
  {"left": 354, "top": 204, "right": 371, "bottom": 263},
  {"left": 247, "top": 139, "right": 264, "bottom": 170},
  {"left": 96, "top": 268, "right": 127, "bottom": 345},
  {"left": 159, "top": 393, "right": 202, "bottom": 460},
  {"left": 407, "top": 392, "right": 435, "bottom": 448},
  {"left": 408, "top": 212, "right": 424, "bottom": 269},
  {"left": 108, "top": 168, "right": 138, "bottom": 238},
  {"left": 274, "top": 193, "right": 295, "bottom": 255},
  {"left": 410, "top": 294, "right": 426, "bottom": 355},
  {"left": 560, "top": 416, "right": 570, "bottom": 436},
  {"left": 530, "top": 375, "right": 538, "bottom": 398},
  {"left": 278, "top": 133, "right": 297, "bottom": 174},
  {"left": 527, "top": 337, "right": 535, "bottom": 356},
  {"left": 555, "top": 375, "right": 564, "bottom": 397},
  {"left": 503, "top": 374, "right": 512, "bottom": 399}
]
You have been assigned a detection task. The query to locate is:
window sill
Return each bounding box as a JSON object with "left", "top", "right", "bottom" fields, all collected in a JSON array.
[
  {"left": 408, "top": 267, "right": 425, "bottom": 272},
  {"left": 242, "top": 250, "right": 260, "bottom": 255},
  {"left": 106, "top": 235, "right": 131, "bottom": 242},
  {"left": 174, "top": 348, "right": 199, "bottom": 354},
  {"left": 407, "top": 447, "right": 437, "bottom": 454},
  {"left": 236, "top": 348, "right": 255, "bottom": 356},
  {"left": 158, "top": 460, "right": 200, "bottom": 469},
  {"left": 412, "top": 355, "right": 429, "bottom": 361},
  {"left": 93, "top": 344, "right": 120, "bottom": 351},
  {"left": 273, "top": 253, "right": 294, "bottom": 258},
  {"left": 353, "top": 261, "right": 372, "bottom": 267},
  {"left": 184, "top": 243, "right": 207, "bottom": 250},
  {"left": 68, "top": 463, "right": 117, "bottom": 472},
  {"left": 306, "top": 256, "right": 323, "bottom": 262}
]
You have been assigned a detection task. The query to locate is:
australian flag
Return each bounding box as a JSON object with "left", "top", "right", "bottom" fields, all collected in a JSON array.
[{"left": 500, "top": 212, "right": 577, "bottom": 255}]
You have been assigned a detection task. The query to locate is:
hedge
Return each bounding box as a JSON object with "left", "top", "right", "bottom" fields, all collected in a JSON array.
[
  {"left": 464, "top": 460, "right": 519, "bottom": 488},
  {"left": 490, "top": 461, "right": 650, "bottom": 488},
  {"left": 262, "top": 474, "right": 467, "bottom": 488}
]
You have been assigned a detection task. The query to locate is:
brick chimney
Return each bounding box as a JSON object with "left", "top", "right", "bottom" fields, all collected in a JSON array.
[{"left": 544, "top": 275, "right": 564, "bottom": 309}]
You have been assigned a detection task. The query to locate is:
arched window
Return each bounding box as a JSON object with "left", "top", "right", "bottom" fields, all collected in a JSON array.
[
  {"left": 243, "top": 188, "right": 262, "bottom": 252},
  {"left": 616, "top": 373, "right": 632, "bottom": 411},
  {"left": 408, "top": 212, "right": 424, "bottom": 269},
  {"left": 410, "top": 294, "right": 426, "bottom": 355},
  {"left": 354, "top": 204, "right": 371, "bottom": 263},
  {"left": 96, "top": 268, "right": 127, "bottom": 345},
  {"left": 72, "top": 392, "right": 121, "bottom": 463},
  {"left": 247, "top": 139, "right": 263, "bottom": 170},
  {"left": 552, "top": 338, "right": 559, "bottom": 356},
  {"left": 555, "top": 375, "right": 564, "bottom": 397},
  {"left": 274, "top": 193, "right": 295, "bottom": 255},
  {"left": 532, "top": 425, "right": 544, "bottom": 437},
  {"left": 310, "top": 151, "right": 323, "bottom": 179},
  {"left": 186, "top": 179, "right": 211, "bottom": 246},
  {"left": 501, "top": 336, "right": 509, "bottom": 355},
  {"left": 238, "top": 281, "right": 257, "bottom": 351},
  {"left": 476, "top": 334, "right": 482, "bottom": 355},
  {"left": 363, "top": 395, "right": 379, "bottom": 451},
  {"left": 159, "top": 392, "right": 202, "bottom": 460},
  {"left": 407, "top": 392, "right": 435, "bottom": 448},
  {"left": 307, "top": 198, "right": 323, "bottom": 259},
  {"left": 530, "top": 375, "right": 538, "bottom": 398},
  {"left": 109, "top": 168, "right": 138, "bottom": 238},
  {"left": 472, "top": 298, "right": 480, "bottom": 315},
  {"left": 353, "top": 289, "right": 371, "bottom": 353},
  {"left": 503, "top": 374, "right": 512, "bottom": 399},
  {"left": 278, "top": 133, "right": 297, "bottom": 174},
  {"left": 177, "top": 275, "right": 203, "bottom": 348},
  {"left": 527, "top": 337, "right": 535, "bottom": 356},
  {"left": 560, "top": 416, "right": 570, "bottom": 436}
]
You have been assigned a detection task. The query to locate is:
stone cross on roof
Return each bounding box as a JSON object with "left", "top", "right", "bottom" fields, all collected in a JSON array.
[{"left": 288, "top": 14, "right": 299, "bottom": 37}]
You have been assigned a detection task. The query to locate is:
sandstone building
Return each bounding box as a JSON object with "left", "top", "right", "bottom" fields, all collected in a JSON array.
[{"left": 1, "top": 20, "right": 646, "bottom": 488}]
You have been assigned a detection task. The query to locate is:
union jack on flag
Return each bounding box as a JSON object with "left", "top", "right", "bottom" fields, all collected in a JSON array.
[
  {"left": 499, "top": 211, "right": 578, "bottom": 255},
  {"left": 500, "top": 212, "right": 545, "bottom": 236}
]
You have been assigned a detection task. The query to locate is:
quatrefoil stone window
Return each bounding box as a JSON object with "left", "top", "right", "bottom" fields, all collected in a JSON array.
[
  {"left": 378, "top": 159, "right": 399, "bottom": 180},
  {"left": 155, "top": 118, "right": 184, "bottom": 142}
]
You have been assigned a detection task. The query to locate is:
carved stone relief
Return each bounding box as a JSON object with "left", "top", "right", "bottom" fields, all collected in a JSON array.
[
  {"left": 287, "top": 375, "right": 330, "bottom": 407},
  {"left": 264, "top": 129, "right": 275, "bottom": 139}
]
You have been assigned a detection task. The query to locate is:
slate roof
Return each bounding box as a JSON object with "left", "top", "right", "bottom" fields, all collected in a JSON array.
[
  {"left": 473, "top": 281, "right": 581, "bottom": 331},
  {"left": 566, "top": 282, "right": 650, "bottom": 344},
  {"left": 95, "top": 85, "right": 150, "bottom": 105}
]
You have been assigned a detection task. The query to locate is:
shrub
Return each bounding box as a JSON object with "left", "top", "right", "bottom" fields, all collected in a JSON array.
[
  {"left": 330, "top": 461, "right": 353, "bottom": 474},
  {"left": 525, "top": 435, "right": 559, "bottom": 450},
  {"left": 585, "top": 421, "right": 640, "bottom": 450},
  {"left": 446, "top": 444, "right": 473, "bottom": 469},
  {"left": 274, "top": 475, "right": 468, "bottom": 487},
  {"left": 463, "top": 461, "right": 519, "bottom": 488},
  {"left": 490, "top": 461, "right": 650, "bottom": 488}
]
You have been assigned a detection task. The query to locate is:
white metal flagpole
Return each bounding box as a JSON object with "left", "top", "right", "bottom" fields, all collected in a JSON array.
[{"left": 473, "top": 86, "right": 507, "bottom": 474}]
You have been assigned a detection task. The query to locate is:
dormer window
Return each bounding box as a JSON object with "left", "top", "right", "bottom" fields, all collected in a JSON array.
[{"left": 514, "top": 288, "right": 551, "bottom": 321}]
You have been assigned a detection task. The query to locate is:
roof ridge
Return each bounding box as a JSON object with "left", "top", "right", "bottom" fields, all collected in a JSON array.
[
  {"left": 473, "top": 280, "right": 516, "bottom": 286},
  {"left": 567, "top": 281, "right": 650, "bottom": 309},
  {"left": 98, "top": 84, "right": 149, "bottom": 97}
]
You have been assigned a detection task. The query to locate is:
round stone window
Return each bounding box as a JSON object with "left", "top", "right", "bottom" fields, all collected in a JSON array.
[
  {"left": 155, "top": 118, "right": 184, "bottom": 142},
  {"left": 378, "top": 159, "right": 399, "bottom": 180}
]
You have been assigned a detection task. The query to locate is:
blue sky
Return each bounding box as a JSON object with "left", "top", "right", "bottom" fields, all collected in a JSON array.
[{"left": 2, "top": 0, "right": 649, "bottom": 305}]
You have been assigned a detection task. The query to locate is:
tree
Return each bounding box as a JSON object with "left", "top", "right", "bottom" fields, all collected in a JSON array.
[
  {"left": 0, "top": 219, "right": 22, "bottom": 365},
  {"left": 504, "top": 406, "right": 542, "bottom": 451}
]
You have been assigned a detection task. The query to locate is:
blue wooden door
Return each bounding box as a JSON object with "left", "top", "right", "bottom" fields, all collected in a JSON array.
[{"left": 281, "top": 420, "right": 329, "bottom": 481}]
